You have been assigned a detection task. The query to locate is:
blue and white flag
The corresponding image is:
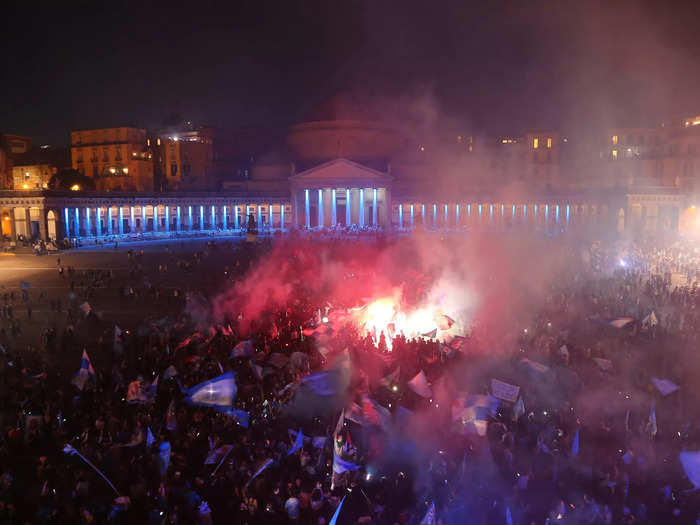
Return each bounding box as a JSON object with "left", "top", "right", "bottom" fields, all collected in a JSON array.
[
  {"left": 245, "top": 458, "right": 273, "bottom": 488},
  {"left": 571, "top": 428, "right": 580, "bottom": 457},
  {"left": 420, "top": 502, "right": 436, "bottom": 525},
  {"left": 184, "top": 371, "right": 237, "bottom": 411},
  {"left": 329, "top": 495, "right": 346, "bottom": 525},
  {"left": 680, "top": 451, "right": 700, "bottom": 488},
  {"left": 288, "top": 428, "right": 303, "bottom": 455},
  {"left": 226, "top": 409, "right": 249, "bottom": 428},
  {"left": 231, "top": 339, "right": 254, "bottom": 358},
  {"left": 647, "top": 401, "right": 657, "bottom": 437},
  {"left": 301, "top": 370, "right": 341, "bottom": 396},
  {"left": 71, "top": 350, "right": 96, "bottom": 391},
  {"left": 333, "top": 453, "right": 361, "bottom": 474},
  {"left": 452, "top": 394, "right": 499, "bottom": 437},
  {"left": 20, "top": 281, "right": 30, "bottom": 289},
  {"left": 146, "top": 427, "right": 155, "bottom": 448},
  {"left": 651, "top": 378, "right": 680, "bottom": 397}
]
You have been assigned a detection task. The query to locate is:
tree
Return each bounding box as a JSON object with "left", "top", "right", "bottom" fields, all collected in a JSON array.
[{"left": 47, "top": 169, "right": 96, "bottom": 191}]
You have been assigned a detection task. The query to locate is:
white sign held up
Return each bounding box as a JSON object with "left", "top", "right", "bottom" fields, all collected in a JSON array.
[{"left": 491, "top": 379, "right": 520, "bottom": 403}]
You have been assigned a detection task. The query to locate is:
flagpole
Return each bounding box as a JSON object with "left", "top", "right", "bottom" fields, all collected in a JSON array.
[
  {"left": 211, "top": 446, "right": 234, "bottom": 477},
  {"left": 64, "top": 444, "right": 120, "bottom": 496}
]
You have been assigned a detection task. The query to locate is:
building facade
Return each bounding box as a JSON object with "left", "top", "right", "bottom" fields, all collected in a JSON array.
[
  {"left": 152, "top": 125, "right": 215, "bottom": 191},
  {"left": 71, "top": 127, "right": 154, "bottom": 191}
]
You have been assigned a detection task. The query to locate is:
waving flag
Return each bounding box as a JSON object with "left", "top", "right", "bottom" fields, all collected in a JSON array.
[
  {"left": 651, "top": 377, "right": 680, "bottom": 397},
  {"left": 408, "top": 370, "right": 432, "bottom": 398},
  {"left": 226, "top": 409, "right": 249, "bottom": 428},
  {"left": 421, "top": 328, "right": 437, "bottom": 339},
  {"left": 329, "top": 495, "right": 346, "bottom": 525},
  {"left": 146, "top": 427, "right": 156, "bottom": 448},
  {"left": 301, "top": 369, "right": 343, "bottom": 396},
  {"left": 420, "top": 502, "right": 436, "bottom": 525},
  {"left": 231, "top": 339, "right": 254, "bottom": 358},
  {"left": 288, "top": 428, "right": 303, "bottom": 455},
  {"left": 71, "top": 350, "right": 96, "bottom": 391},
  {"left": 245, "top": 458, "right": 273, "bottom": 488},
  {"left": 571, "top": 428, "right": 580, "bottom": 457},
  {"left": 184, "top": 371, "right": 237, "bottom": 411},
  {"left": 680, "top": 451, "right": 700, "bottom": 488},
  {"left": 452, "top": 394, "right": 499, "bottom": 437}
]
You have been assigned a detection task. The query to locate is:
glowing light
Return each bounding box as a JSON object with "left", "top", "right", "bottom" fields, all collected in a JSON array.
[
  {"left": 619, "top": 258, "right": 627, "bottom": 268},
  {"left": 322, "top": 316, "right": 328, "bottom": 323},
  {"left": 22, "top": 184, "right": 28, "bottom": 189},
  {"left": 391, "top": 385, "right": 398, "bottom": 392},
  {"left": 109, "top": 167, "right": 116, "bottom": 174},
  {"left": 122, "top": 168, "right": 129, "bottom": 174},
  {"left": 70, "top": 184, "right": 80, "bottom": 191}
]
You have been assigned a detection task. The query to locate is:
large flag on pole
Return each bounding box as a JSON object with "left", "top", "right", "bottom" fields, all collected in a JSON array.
[
  {"left": 72, "top": 350, "right": 96, "bottom": 391},
  {"left": 329, "top": 495, "right": 346, "bottom": 525},
  {"left": 184, "top": 371, "right": 237, "bottom": 411},
  {"left": 651, "top": 377, "right": 680, "bottom": 397},
  {"left": 420, "top": 502, "right": 436, "bottom": 525},
  {"left": 680, "top": 451, "right": 700, "bottom": 488},
  {"left": 571, "top": 428, "right": 580, "bottom": 457},
  {"left": 288, "top": 428, "right": 303, "bottom": 455}
]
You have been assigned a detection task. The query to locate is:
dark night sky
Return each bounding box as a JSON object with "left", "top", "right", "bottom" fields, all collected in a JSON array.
[{"left": 2, "top": 0, "right": 700, "bottom": 145}]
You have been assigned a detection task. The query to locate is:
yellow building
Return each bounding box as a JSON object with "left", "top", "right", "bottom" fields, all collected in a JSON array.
[
  {"left": 12, "top": 164, "right": 54, "bottom": 190},
  {"left": 71, "top": 127, "right": 154, "bottom": 191},
  {"left": 154, "top": 126, "right": 214, "bottom": 190}
]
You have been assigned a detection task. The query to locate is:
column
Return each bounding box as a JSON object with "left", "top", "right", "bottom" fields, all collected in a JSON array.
[
  {"left": 318, "top": 189, "right": 323, "bottom": 228},
  {"left": 359, "top": 189, "right": 364, "bottom": 227},
  {"left": 165, "top": 206, "right": 170, "bottom": 232},
  {"left": 222, "top": 206, "right": 227, "bottom": 230},
  {"left": 24, "top": 208, "right": 32, "bottom": 238},
  {"left": 433, "top": 204, "right": 437, "bottom": 227},
  {"left": 566, "top": 204, "right": 570, "bottom": 227},
  {"left": 176, "top": 206, "right": 182, "bottom": 232},
  {"left": 257, "top": 204, "right": 262, "bottom": 230},
  {"left": 96, "top": 207, "right": 102, "bottom": 236},
  {"left": 130, "top": 206, "right": 135, "bottom": 234},
  {"left": 199, "top": 205, "right": 204, "bottom": 230},
  {"left": 71, "top": 207, "right": 78, "bottom": 237},
  {"left": 331, "top": 189, "right": 337, "bottom": 226},
  {"left": 410, "top": 204, "right": 414, "bottom": 228},
  {"left": 399, "top": 204, "right": 403, "bottom": 228},
  {"left": 107, "top": 207, "right": 113, "bottom": 234},
  {"left": 383, "top": 188, "right": 392, "bottom": 231},
  {"left": 444, "top": 204, "right": 448, "bottom": 227},
  {"left": 293, "top": 190, "right": 298, "bottom": 228},
  {"left": 421, "top": 204, "right": 425, "bottom": 225},
  {"left": 142, "top": 206, "right": 147, "bottom": 232},
  {"left": 280, "top": 204, "right": 285, "bottom": 230},
  {"left": 268, "top": 204, "right": 273, "bottom": 230},
  {"left": 212, "top": 205, "right": 217, "bottom": 230},
  {"left": 234, "top": 205, "right": 239, "bottom": 230},
  {"left": 345, "top": 189, "right": 351, "bottom": 225},
  {"left": 188, "top": 206, "right": 193, "bottom": 230},
  {"left": 372, "top": 188, "right": 377, "bottom": 226},
  {"left": 304, "top": 189, "right": 310, "bottom": 228},
  {"left": 154, "top": 205, "right": 159, "bottom": 232},
  {"left": 38, "top": 209, "right": 47, "bottom": 241},
  {"left": 456, "top": 204, "right": 460, "bottom": 227},
  {"left": 555, "top": 205, "right": 560, "bottom": 224},
  {"left": 118, "top": 206, "right": 124, "bottom": 234}
]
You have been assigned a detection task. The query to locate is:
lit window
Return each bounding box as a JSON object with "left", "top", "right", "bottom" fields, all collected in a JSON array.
[
  {"left": 547, "top": 137, "right": 552, "bottom": 148},
  {"left": 612, "top": 135, "right": 618, "bottom": 145},
  {"left": 157, "top": 138, "right": 161, "bottom": 146},
  {"left": 24, "top": 172, "right": 30, "bottom": 180},
  {"left": 612, "top": 150, "right": 618, "bottom": 160},
  {"left": 533, "top": 138, "right": 539, "bottom": 149}
]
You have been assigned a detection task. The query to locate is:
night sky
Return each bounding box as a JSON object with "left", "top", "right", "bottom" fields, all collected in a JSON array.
[{"left": 2, "top": 0, "right": 700, "bottom": 145}]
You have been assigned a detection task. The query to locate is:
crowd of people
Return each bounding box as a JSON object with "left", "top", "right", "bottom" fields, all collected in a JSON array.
[{"left": 1, "top": 233, "right": 700, "bottom": 524}]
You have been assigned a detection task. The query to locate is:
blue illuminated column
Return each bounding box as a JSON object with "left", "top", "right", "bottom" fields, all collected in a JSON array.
[
  {"left": 534, "top": 204, "right": 538, "bottom": 224},
  {"left": 421, "top": 204, "right": 425, "bottom": 224},
  {"left": 555, "top": 205, "right": 560, "bottom": 224},
  {"left": 197, "top": 205, "right": 202, "bottom": 230},
  {"left": 410, "top": 204, "right": 414, "bottom": 228},
  {"left": 234, "top": 206, "right": 239, "bottom": 230},
  {"left": 165, "top": 206, "right": 170, "bottom": 232},
  {"left": 85, "top": 208, "right": 91, "bottom": 235},
  {"left": 444, "top": 204, "right": 448, "bottom": 226},
  {"left": 154, "top": 206, "right": 159, "bottom": 232},
  {"left": 318, "top": 189, "right": 323, "bottom": 228},
  {"left": 512, "top": 205, "right": 516, "bottom": 224},
  {"left": 501, "top": 204, "right": 504, "bottom": 222},
  {"left": 456, "top": 204, "right": 460, "bottom": 226},
  {"left": 222, "top": 206, "right": 227, "bottom": 230},
  {"left": 359, "top": 189, "right": 365, "bottom": 227},
  {"left": 398, "top": 204, "right": 403, "bottom": 228},
  {"left": 478, "top": 204, "right": 482, "bottom": 223},
  {"left": 331, "top": 189, "right": 337, "bottom": 226},
  {"left": 211, "top": 205, "right": 216, "bottom": 230},
  {"left": 188, "top": 206, "right": 193, "bottom": 230},
  {"left": 176, "top": 206, "right": 181, "bottom": 232},
  {"left": 566, "top": 205, "right": 570, "bottom": 226},
  {"left": 107, "top": 207, "right": 113, "bottom": 234},
  {"left": 467, "top": 204, "right": 471, "bottom": 219},
  {"left": 130, "top": 206, "right": 135, "bottom": 234},
  {"left": 256, "top": 204, "right": 262, "bottom": 229},
  {"left": 545, "top": 204, "right": 550, "bottom": 226},
  {"left": 280, "top": 205, "right": 285, "bottom": 230},
  {"left": 345, "top": 189, "right": 351, "bottom": 225},
  {"left": 63, "top": 208, "right": 70, "bottom": 237},
  {"left": 117, "top": 207, "right": 123, "bottom": 234},
  {"left": 268, "top": 204, "right": 273, "bottom": 229},
  {"left": 524, "top": 204, "right": 527, "bottom": 223},
  {"left": 489, "top": 204, "right": 494, "bottom": 224},
  {"left": 142, "top": 206, "right": 147, "bottom": 232},
  {"left": 372, "top": 188, "right": 378, "bottom": 226},
  {"left": 431, "top": 204, "right": 435, "bottom": 227},
  {"left": 74, "top": 208, "right": 80, "bottom": 236},
  {"left": 304, "top": 190, "right": 310, "bottom": 228},
  {"left": 96, "top": 207, "right": 101, "bottom": 236}
]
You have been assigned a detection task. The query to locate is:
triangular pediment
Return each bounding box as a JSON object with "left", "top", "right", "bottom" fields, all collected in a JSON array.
[{"left": 289, "top": 158, "right": 392, "bottom": 183}]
